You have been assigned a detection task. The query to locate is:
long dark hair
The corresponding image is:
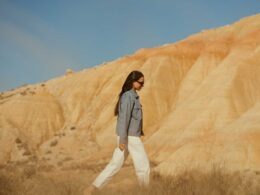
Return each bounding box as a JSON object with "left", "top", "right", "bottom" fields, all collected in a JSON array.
[{"left": 114, "top": 70, "right": 144, "bottom": 116}]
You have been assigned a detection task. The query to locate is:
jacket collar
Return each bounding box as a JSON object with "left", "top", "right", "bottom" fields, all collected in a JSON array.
[{"left": 129, "top": 88, "right": 139, "bottom": 99}]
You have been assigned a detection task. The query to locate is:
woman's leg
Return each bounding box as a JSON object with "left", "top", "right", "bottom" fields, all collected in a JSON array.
[
  {"left": 92, "top": 136, "right": 129, "bottom": 189},
  {"left": 128, "top": 136, "right": 150, "bottom": 187}
]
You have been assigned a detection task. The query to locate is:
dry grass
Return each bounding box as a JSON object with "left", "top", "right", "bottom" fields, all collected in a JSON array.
[
  {"left": 0, "top": 163, "right": 84, "bottom": 195},
  {"left": 0, "top": 163, "right": 259, "bottom": 195},
  {"left": 50, "top": 140, "right": 58, "bottom": 147},
  {"left": 94, "top": 166, "right": 260, "bottom": 195}
]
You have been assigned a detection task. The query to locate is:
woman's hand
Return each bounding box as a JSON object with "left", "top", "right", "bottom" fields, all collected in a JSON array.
[{"left": 119, "top": 143, "right": 125, "bottom": 151}]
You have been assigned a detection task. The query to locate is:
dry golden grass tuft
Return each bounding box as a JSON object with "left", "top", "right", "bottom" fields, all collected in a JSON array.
[
  {"left": 0, "top": 163, "right": 259, "bottom": 195},
  {"left": 94, "top": 166, "right": 260, "bottom": 195},
  {"left": 0, "top": 163, "right": 84, "bottom": 195}
]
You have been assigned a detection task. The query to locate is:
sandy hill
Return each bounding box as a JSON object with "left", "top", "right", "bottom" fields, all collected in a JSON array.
[{"left": 0, "top": 14, "right": 260, "bottom": 178}]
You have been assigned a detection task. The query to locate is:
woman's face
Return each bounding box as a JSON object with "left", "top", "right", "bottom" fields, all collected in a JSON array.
[{"left": 133, "top": 76, "right": 144, "bottom": 91}]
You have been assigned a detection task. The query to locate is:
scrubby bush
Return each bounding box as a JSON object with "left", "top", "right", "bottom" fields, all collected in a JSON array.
[
  {"left": 95, "top": 167, "right": 260, "bottom": 195},
  {"left": 0, "top": 164, "right": 259, "bottom": 195}
]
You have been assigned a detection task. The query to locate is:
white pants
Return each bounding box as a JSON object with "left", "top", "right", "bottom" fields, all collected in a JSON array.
[{"left": 92, "top": 136, "right": 150, "bottom": 189}]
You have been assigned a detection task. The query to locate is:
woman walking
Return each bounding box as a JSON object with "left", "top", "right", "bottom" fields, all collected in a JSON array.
[{"left": 84, "top": 70, "right": 150, "bottom": 194}]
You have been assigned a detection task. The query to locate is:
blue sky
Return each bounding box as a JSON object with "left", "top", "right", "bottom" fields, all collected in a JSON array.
[{"left": 0, "top": 0, "right": 259, "bottom": 92}]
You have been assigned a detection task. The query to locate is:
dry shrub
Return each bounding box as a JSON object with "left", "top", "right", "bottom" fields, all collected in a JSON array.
[
  {"left": 50, "top": 140, "right": 58, "bottom": 147},
  {"left": 0, "top": 163, "right": 259, "bottom": 195},
  {"left": 0, "top": 171, "right": 21, "bottom": 195},
  {"left": 94, "top": 166, "right": 260, "bottom": 195},
  {"left": 0, "top": 164, "right": 82, "bottom": 195},
  {"left": 15, "top": 138, "right": 22, "bottom": 144},
  {"left": 70, "top": 126, "right": 76, "bottom": 131},
  {"left": 20, "top": 91, "right": 27, "bottom": 96},
  {"left": 22, "top": 150, "right": 31, "bottom": 156}
]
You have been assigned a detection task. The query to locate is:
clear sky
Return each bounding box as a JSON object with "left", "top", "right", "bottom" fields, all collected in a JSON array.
[{"left": 0, "top": 0, "right": 259, "bottom": 92}]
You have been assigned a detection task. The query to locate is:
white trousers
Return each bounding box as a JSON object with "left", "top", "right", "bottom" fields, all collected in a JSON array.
[{"left": 92, "top": 136, "right": 150, "bottom": 189}]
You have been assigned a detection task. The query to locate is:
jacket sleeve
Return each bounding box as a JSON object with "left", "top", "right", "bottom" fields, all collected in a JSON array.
[{"left": 117, "top": 93, "right": 134, "bottom": 145}]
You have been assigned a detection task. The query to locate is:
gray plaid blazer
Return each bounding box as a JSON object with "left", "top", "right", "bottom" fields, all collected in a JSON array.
[{"left": 116, "top": 88, "right": 144, "bottom": 145}]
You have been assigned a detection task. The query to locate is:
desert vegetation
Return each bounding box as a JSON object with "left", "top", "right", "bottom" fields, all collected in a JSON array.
[
  {"left": 94, "top": 166, "right": 260, "bottom": 195},
  {"left": 0, "top": 163, "right": 259, "bottom": 195}
]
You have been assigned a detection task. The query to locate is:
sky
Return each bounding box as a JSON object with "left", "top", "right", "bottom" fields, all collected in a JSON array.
[{"left": 0, "top": 0, "right": 259, "bottom": 92}]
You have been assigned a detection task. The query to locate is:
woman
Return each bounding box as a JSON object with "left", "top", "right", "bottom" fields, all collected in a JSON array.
[{"left": 84, "top": 70, "right": 150, "bottom": 194}]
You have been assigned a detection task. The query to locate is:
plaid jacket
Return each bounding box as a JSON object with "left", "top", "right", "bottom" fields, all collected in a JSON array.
[{"left": 116, "top": 88, "right": 144, "bottom": 145}]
